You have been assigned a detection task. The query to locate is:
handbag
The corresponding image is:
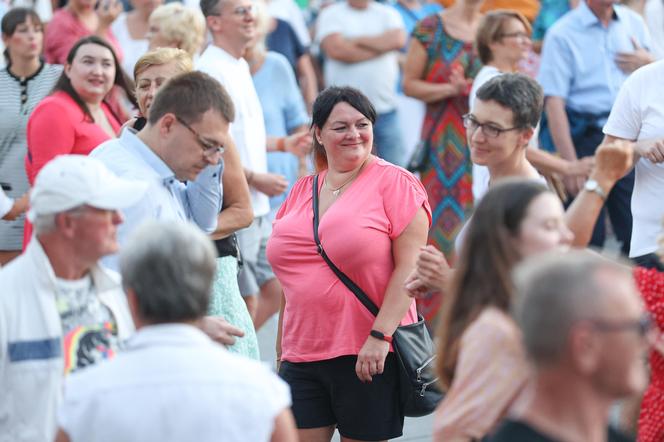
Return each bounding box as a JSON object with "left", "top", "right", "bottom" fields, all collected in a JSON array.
[
  {"left": 311, "top": 175, "right": 444, "bottom": 417},
  {"left": 407, "top": 105, "right": 446, "bottom": 173}
]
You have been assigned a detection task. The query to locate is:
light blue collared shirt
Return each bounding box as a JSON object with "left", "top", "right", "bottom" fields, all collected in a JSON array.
[
  {"left": 90, "top": 129, "right": 223, "bottom": 270},
  {"left": 537, "top": 1, "right": 651, "bottom": 116}
]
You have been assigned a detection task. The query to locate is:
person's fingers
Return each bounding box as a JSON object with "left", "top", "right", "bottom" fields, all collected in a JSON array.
[
  {"left": 355, "top": 359, "right": 364, "bottom": 381},
  {"left": 361, "top": 360, "right": 373, "bottom": 383},
  {"left": 375, "top": 356, "right": 385, "bottom": 375}
]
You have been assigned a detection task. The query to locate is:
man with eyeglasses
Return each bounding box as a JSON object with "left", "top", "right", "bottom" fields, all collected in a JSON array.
[
  {"left": 90, "top": 71, "right": 245, "bottom": 346},
  {"left": 197, "top": 0, "right": 288, "bottom": 325},
  {"left": 490, "top": 250, "right": 649, "bottom": 442}
]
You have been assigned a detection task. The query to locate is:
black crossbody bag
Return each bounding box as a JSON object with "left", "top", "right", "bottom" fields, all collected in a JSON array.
[{"left": 312, "top": 175, "right": 443, "bottom": 417}]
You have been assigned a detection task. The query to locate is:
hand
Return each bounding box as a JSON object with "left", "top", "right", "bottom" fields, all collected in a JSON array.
[
  {"left": 563, "top": 174, "right": 585, "bottom": 197},
  {"left": 404, "top": 270, "right": 429, "bottom": 299},
  {"left": 199, "top": 316, "right": 245, "bottom": 346},
  {"left": 356, "top": 335, "right": 390, "bottom": 383},
  {"left": 251, "top": 172, "right": 288, "bottom": 197},
  {"left": 565, "top": 156, "right": 595, "bottom": 178},
  {"left": 412, "top": 245, "right": 451, "bottom": 293},
  {"left": 96, "top": 0, "right": 122, "bottom": 29},
  {"left": 449, "top": 64, "right": 471, "bottom": 97},
  {"left": 3, "top": 193, "right": 29, "bottom": 221},
  {"left": 284, "top": 131, "right": 313, "bottom": 157},
  {"left": 636, "top": 139, "right": 664, "bottom": 164},
  {"left": 615, "top": 37, "right": 653, "bottom": 74},
  {"left": 590, "top": 140, "right": 634, "bottom": 190}
]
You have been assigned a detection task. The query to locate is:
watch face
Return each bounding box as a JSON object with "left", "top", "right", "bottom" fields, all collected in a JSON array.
[{"left": 586, "top": 180, "right": 598, "bottom": 191}]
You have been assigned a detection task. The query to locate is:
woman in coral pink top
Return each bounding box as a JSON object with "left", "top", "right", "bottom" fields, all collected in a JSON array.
[
  {"left": 266, "top": 87, "right": 431, "bottom": 442},
  {"left": 25, "top": 36, "right": 133, "bottom": 243},
  {"left": 44, "top": 0, "right": 123, "bottom": 65}
]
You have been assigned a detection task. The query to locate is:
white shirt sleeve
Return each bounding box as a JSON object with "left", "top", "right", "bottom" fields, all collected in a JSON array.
[
  {"left": 603, "top": 70, "right": 642, "bottom": 140},
  {"left": 0, "top": 188, "right": 13, "bottom": 219}
]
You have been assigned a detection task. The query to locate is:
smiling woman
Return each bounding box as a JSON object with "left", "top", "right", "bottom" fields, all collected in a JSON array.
[{"left": 24, "top": 35, "right": 135, "bottom": 247}]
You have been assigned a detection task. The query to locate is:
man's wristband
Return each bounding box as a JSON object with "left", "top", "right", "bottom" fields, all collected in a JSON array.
[
  {"left": 370, "top": 329, "right": 393, "bottom": 343},
  {"left": 277, "top": 137, "right": 286, "bottom": 152}
]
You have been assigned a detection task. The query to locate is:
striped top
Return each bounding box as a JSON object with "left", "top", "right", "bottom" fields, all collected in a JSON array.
[
  {"left": 433, "top": 307, "right": 531, "bottom": 441},
  {"left": 0, "top": 62, "right": 62, "bottom": 250}
]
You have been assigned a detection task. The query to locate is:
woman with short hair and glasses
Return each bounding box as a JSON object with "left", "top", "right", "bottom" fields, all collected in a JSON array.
[{"left": 470, "top": 10, "right": 595, "bottom": 201}]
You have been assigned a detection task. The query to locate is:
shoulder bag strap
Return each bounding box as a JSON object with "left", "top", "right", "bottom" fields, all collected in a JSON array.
[{"left": 312, "top": 174, "right": 380, "bottom": 317}]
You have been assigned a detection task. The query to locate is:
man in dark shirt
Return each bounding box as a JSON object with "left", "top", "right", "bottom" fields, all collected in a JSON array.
[{"left": 491, "top": 251, "right": 648, "bottom": 442}]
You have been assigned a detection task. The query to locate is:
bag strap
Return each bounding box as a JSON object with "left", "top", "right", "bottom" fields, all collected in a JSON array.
[{"left": 312, "top": 174, "right": 380, "bottom": 317}]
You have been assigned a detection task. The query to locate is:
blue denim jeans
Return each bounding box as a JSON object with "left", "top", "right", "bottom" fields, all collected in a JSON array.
[{"left": 373, "top": 109, "right": 406, "bottom": 167}]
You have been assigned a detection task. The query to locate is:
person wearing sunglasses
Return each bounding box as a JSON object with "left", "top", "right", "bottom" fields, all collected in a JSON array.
[{"left": 491, "top": 250, "right": 650, "bottom": 442}]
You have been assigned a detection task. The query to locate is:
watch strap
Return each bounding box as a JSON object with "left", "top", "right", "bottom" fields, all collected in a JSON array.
[{"left": 370, "top": 329, "right": 393, "bottom": 343}]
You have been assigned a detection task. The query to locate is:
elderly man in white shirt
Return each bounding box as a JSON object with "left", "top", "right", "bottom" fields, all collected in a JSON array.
[
  {"left": 0, "top": 155, "right": 147, "bottom": 442},
  {"left": 55, "top": 221, "right": 297, "bottom": 442},
  {"left": 197, "top": 0, "right": 285, "bottom": 325}
]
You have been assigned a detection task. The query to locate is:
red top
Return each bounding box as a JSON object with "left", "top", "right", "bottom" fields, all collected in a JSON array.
[
  {"left": 636, "top": 266, "right": 664, "bottom": 442},
  {"left": 23, "top": 91, "right": 120, "bottom": 247},
  {"left": 267, "top": 159, "right": 432, "bottom": 362},
  {"left": 44, "top": 8, "right": 123, "bottom": 65},
  {"left": 26, "top": 91, "right": 121, "bottom": 185}
]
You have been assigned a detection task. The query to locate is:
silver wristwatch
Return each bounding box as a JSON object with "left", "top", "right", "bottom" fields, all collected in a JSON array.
[{"left": 584, "top": 179, "right": 607, "bottom": 201}]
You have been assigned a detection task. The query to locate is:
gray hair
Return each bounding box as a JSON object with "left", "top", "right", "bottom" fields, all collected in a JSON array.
[
  {"left": 512, "top": 250, "right": 630, "bottom": 367},
  {"left": 475, "top": 73, "right": 543, "bottom": 129},
  {"left": 33, "top": 205, "right": 87, "bottom": 235},
  {"left": 119, "top": 221, "right": 218, "bottom": 323}
]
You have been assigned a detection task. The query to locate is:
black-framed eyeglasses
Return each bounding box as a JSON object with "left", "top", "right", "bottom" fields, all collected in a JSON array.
[
  {"left": 462, "top": 114, "right": 522, "bottom": 139},
  {"left": 175, "top": 116, "right": 225, "bottom": 157},
  {"left": 588, "top": 314, "right": 653, "bottom": 338}
]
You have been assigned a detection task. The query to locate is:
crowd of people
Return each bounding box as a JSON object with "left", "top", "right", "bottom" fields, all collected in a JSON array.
[{"left": 1, "top": 0, "right": 664, "bottom": 440}]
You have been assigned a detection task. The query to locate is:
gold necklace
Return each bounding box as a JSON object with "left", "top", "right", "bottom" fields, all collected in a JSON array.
[{"left": 325, "top": 158, "right": 369, "bottom": 197}]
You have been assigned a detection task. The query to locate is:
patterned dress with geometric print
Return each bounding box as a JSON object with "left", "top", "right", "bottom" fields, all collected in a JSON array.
[{"left": 412, "top": 13, "right": 482, "bottom": 322}]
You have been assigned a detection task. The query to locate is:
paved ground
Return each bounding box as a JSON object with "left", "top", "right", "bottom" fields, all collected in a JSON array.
[{"left": 257, "top": 316, "right": 435, "bottom": 441}]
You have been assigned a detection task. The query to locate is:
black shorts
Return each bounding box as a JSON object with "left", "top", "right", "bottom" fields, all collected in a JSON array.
[{"left": 279, "top": 354, "right": 404, "bottom": 441}]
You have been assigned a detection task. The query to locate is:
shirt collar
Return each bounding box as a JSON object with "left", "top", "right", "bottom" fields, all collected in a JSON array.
[
  {"left": 206, "top": 44, "right": 242, "bottom": 63},
  {"left": 119, "top": 128, "right": 175, "bottom": 182},
  {"left": 125, "top": 323, "right": 212, "bottom": 350},
  {"left": 578, "top": 0, "right": 620, "bottom": 27}
]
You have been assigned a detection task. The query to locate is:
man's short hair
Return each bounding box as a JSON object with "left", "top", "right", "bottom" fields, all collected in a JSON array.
[
  {"left": 147, "top": 71, "right": 235, "bottom": 126},
  {"left": 476, "top": 73, "right": 543, "bottom": 129},
  {"left": 200, "top": 0, "right": 221, "bottom": 17},
  {"left": 119, "top": 222, "right": 218, "bottom": 323},
  {"left": 513, "top": 250, "right": 630, "bottom": 366}
]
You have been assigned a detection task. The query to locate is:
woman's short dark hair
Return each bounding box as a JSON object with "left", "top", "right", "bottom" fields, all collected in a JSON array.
[
  {"left": 475, "top": 73, "right": 543, "bottom": 129},
  {"left": 310, "top": 86, "right": 377, "bottom": 171},
  {"left": 436, "top": 178, "right": 550, "bottom": 388},
  {"left": 1, "top": 8, "right": 42, "bottom": 64},
  {"left": 52, "top": 35, "right": 136, "bottom": 122},
  {"left": 147, "top": 71, "right": 235, "bottom": 126}
]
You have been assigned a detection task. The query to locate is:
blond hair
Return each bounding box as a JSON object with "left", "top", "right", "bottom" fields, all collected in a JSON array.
[
  {"left": 476, "top": 10, "right": 532, "bottom": 65},
  {"left": 148, "top": 3, "right": 206, "bottom": 58},
  {"left": 134, "top": 47, "right": 193, "bottom": 81}
]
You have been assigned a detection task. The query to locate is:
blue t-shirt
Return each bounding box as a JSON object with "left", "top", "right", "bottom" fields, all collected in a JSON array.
[
  {"left": 252, "top": 52, "right": 309, "bottom": 215},
  {"left": 266, "top": 19, "right": 306, "bottom": 73}
]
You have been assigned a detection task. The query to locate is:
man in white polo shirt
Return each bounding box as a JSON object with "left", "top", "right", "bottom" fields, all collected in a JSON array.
[
  {"left": 197, "top": 0, "right": 286, "bottom": 324},
  {"left": 603, "top": 60, "right": 664, "bottom": 271},
  {"left": 55, "top": 222, "right": 296, "bottom": 442}
]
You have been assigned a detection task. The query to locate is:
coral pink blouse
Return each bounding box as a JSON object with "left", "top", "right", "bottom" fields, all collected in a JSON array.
[
  {"left": 267, "top": 158, "right": 431, "bottom": 363},
  {"left": 44, "top": 8, "right": 123, "bottom": 65},
  {"left": 26, "top": 91, "right": 121, "bottom": 184}
]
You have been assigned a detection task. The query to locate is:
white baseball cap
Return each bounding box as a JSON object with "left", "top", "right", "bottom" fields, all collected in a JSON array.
[{"left": 28, "top": 155, "right": 149, "bottom": 221}]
